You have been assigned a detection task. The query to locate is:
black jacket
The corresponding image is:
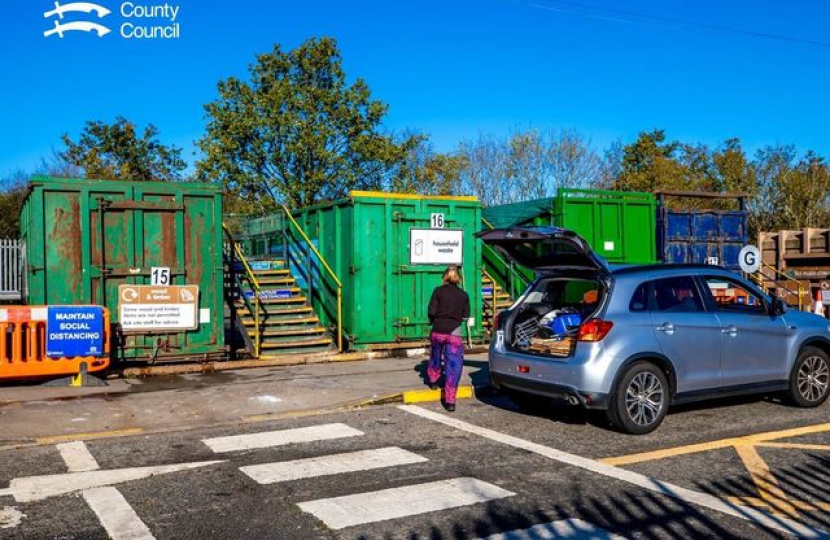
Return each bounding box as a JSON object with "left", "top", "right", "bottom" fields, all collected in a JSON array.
[{"left": 428, "top": 284, "right": 470, "bottom": 335}]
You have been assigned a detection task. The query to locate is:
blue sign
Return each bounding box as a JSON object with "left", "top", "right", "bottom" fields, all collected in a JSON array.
[
  {"left": 47, "top": 306, "right": 104, "bottom": 358},
  {"left": 244, "top": 289, "right": 293, "bottom": 300}
]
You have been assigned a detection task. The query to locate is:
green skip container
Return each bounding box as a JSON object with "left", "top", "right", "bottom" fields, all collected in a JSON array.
[
  {"left": 291, "top": 191, "right": 483, "bottom": 348},
  {"left": 553, "top": 188, "right": 658, "bottom": 265},
  {"left": 20, "top": 176, "right": 226, "bottom": 361}
]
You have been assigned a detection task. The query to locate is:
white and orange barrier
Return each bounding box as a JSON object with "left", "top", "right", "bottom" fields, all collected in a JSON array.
[{"left": 0, "top": 306, "right": 110, "bottom": 379}]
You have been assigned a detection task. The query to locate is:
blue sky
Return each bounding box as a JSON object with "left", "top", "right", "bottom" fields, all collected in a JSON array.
[{"left": 2, "top": 0, "right": 829, "bottom": 178}]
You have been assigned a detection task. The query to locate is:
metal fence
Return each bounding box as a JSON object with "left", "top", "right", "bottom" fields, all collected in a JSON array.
[{"left": 0, "top": 240, "right": 24, "bottom": 301}]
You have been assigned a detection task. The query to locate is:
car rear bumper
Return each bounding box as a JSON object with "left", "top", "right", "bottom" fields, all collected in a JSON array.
[{"left": 490, "top": 371, "right": 610, "bottom": 409}]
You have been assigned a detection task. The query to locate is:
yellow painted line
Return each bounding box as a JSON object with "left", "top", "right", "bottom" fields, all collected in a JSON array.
[
  {"left": 733, "top": 443, "right": 799, "bottom": 517},
  {"left": 728, "top": 496, "right": 830, "bottom": 514},
  {"left": 743, "top": 422, "right": 830, "bottom": 443},
  {"left": 600, "top": 438, "right": 740, "bottom": 466},
  {"left": 403, "top": 386, "right": 474, "bottom": 404},
  {"left": 756, "top": 442, "right": 830, "bottom": 451},
  {"left": 35, "top": 428, "right": 144, "bottom": 445},
  {"left": 602, "top": 422, "right": 830, "bottom": 466},
  {"left": 350, "top": 190, "right": 479, "bottom": 202}
]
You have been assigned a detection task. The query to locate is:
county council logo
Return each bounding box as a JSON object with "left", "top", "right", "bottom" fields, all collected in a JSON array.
[{"left": 43, "top": 2, "right": 112, "bottom": 38}]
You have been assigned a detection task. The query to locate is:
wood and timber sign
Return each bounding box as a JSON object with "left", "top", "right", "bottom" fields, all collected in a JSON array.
[{"left": 118, "top": 285, "right": 199, "bottom": 332}]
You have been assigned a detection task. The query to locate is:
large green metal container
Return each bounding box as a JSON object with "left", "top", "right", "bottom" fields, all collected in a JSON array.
[
  {"left": 292, "top": 191, "right": 483, "bottom": 347},
  {"left": 553, "top": 188, "right": 657, "bottom": 265},
  {"left": 20, "top": 176, "right": 225, "bottom": 360}
]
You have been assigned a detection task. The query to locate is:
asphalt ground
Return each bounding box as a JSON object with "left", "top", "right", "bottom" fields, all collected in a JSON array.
[{"left": 0, "top": 357, "right": 828, "bottom": 539}]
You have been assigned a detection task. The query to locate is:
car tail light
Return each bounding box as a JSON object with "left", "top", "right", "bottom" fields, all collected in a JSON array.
[
  {"left": 495, "top": 310, "right": 505, "bottom": 330},
  {"left": 577, "top": 318, "right": 614, "bottom": 342}
]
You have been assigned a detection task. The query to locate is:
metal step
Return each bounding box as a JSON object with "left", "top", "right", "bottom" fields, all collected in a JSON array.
[
  {"left": 260, "top": 326, "right": 328, "bottom": 338},
  {"left": 260, "top": 337, "right": 333, "bottom": 350},
  {"left": 256, "top": 277, "right": 295, "bottom": 286},
  {"left": 242, "top": 315, "right": 319, "bottom": 327},
  {"left": 252, "top": 269, "right": 290, "bottom": 276}
]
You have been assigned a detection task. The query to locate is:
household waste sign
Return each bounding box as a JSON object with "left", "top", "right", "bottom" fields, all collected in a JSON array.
[
  {"left": 410, "top": 228, "right": 464, "bottom": 265},
  {"left": 47, "top": 306, "right": 104, "bottom": 358}
]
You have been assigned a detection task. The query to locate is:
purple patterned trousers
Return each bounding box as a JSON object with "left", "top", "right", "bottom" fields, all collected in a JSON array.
[{"left": 427, "top": 331, "right": 465, "bottom": 404}]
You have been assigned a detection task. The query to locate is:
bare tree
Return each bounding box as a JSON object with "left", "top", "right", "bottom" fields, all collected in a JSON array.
[
  {"left": 459, "top": 128, "right": 601, "bottom": 206},
  {"left": 457, "top": 134, "right": 512, "bottom": 206}
]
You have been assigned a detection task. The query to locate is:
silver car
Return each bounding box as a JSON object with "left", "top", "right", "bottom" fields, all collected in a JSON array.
[{"left": 479, "top": 226, "right": 830, "bottom": 434}]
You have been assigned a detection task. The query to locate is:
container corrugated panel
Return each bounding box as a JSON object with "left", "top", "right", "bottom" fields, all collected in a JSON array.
[
  {"left": 553, "top": 189, "right": 658, "bottom": 264},
  {"left": 20, "top": 176, "right": 225, "bottom": 360},
  {"left": 292, "top": 192, "right": 483, "bottom": 347},
  {"left": 666, "top": 212, "right": 692, "bottom": 240},
  {"left": 658, "top": 207, "right": 748, "bottom": 271}
]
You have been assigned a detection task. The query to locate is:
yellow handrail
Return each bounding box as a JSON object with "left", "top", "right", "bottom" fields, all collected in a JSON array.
[
  {"left": 482, "top": 216, "right": 495, "bottom": 230},
  {"left": 281, "top": 206, "right": 343, "bottom": 352},
  {"left": 222, "top": 223, "right": 261, "bottom": 358},
  {"left": 756, "top": 261, "right": 806, "bottom": 311}
]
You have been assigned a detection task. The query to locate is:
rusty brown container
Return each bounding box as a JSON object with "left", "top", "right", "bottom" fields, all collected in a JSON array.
[
  {"left": 20, "top": 176, "right": 225, "bottom": 361},
  {"left": 759, "top": 228, "right": 830, "bottom": 307}
]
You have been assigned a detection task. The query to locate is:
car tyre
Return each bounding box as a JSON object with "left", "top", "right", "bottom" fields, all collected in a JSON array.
[
  {"left": 607, "top": 362, "right": 668, "bottom": 435},
  {"left": 787, "top": 346, "right": 830, "bottom": 407}
]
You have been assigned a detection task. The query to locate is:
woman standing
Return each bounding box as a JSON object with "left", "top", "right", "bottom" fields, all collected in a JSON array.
[{"left": 426, "top": 265, "right": 470, "bottom": 412}]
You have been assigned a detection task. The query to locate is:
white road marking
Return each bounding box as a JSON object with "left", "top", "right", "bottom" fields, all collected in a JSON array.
[
  {"left": 57, "top": 441, "right": 100, "bottom": 472},
  {"left": 203, "top": 423, "right": 363, "bottom": 453},
  {"left": 249, "top": 395, "right": 282, "bottom": 404},
  {"left": 4, "top": 461, "right": 224, "bottom": 503},
  {"left": 399, "top": 405, "right": 828, "bottom": 539},
  {"left": 83, "top": 487, "right": 154, "bottom": 540},
  {"left": 0, "top": 507, "right": 24, "bottom": 529},
  {"left": 241, "top": 446, "right": 427, "bottom": 484},
  {"left": 297, "top": 477, "right": 514, "bottom": 529},
  {"left": 477, "top": 519, "right": 629, "bottom": 539}
]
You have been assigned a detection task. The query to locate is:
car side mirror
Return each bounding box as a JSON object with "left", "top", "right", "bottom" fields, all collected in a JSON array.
[{"left": 769, "top": 296, "right": 786, "bottom": 316}]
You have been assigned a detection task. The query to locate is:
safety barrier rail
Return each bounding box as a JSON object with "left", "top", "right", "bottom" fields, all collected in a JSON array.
[
  {"left": 0, "top": 239, "right": 24, "bottom": 301},
  {"left": 480, "top": 217, "right": 531, "bottom": 299},
  {"left": 222, "top": 224, "right": 262, "bottom": 357},
  {"left": 281, "top": 205, "right": 344, "bottom": 352},
  {"left": 0, "top": 306, "right": 110, "bottom": 379},
  {"left": 754, "top": 262, "right": 806, "bottom": 311}
]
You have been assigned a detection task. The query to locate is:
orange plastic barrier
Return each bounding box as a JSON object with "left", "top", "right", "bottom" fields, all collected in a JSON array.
[{"left": 0, "top": 306, "right": 110, "bottom": 379}]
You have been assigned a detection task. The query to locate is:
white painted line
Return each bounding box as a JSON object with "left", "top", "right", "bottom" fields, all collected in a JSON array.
[
  {"left": 241, "top": 446, "right": 427, "bottom": 484},
  {"left": 5, "top": 461, "right": 224, "bottom": 503},
  {"left": 203, "top": 423, "right": 363, "bottom": 453},
  {"left": 83, "top": 486, "right": 154, "bottom": 540},
  {"left": 399, "top": 405, "right": 828, "bottom": 539},
  {"left": 477, "top": 519, "right": 629, "bottom": 540},
  {"left": 57, "top": 441, "right": 100, "bottom": 472},
  {"left": 298, "top": 477, "right": 514, "bottom": 529}
]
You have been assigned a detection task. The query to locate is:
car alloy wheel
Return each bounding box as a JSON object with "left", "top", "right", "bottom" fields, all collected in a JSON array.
[
  {"left": 797, "top": 355, "right": 829, "bottom": 402},
  {"left": 624, "top": 372, "right": 665, "bottom": 427}
]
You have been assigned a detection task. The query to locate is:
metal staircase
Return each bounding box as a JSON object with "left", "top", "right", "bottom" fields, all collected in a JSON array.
[
  {"left": 224, "top": 227, "right": 335, "bottom": 358},
  {"left": 481, "top": 270, "right": 515, "bottom": 335}
]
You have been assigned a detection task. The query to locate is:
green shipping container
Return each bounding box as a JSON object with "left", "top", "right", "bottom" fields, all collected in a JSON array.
[
  {"left": 292, "top": 191, "right": 483, "bottom": 348},
  {"left": 20, "top": 176, "right": 226, "bottom": 361},
  {"left": 553, "top": 189, "right": 657, "bottom": 265}
]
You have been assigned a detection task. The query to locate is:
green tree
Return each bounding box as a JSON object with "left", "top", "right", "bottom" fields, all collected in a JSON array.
[
  {"left": 0, "top": 171, "right": 29, "bottom": 238},
  {"left": 390, "top": 135, "right": 467, "bottom": 195},
  {"left": 61, "top": 117, "right": 186, "bottom": 181},
  {"left": 615, "top": 130, "right": 687, "bottom": 193},
  {"left": 197, "top": 37, "right": 409, "bottom": 210}
]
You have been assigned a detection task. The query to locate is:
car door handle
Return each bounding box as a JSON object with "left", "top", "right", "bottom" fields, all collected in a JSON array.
[
  {"left": 721, "top": 325, "right": 738, "bottom": 337},
  {"left": 657, "top": 323, "right": 675, "bottom": 335}
]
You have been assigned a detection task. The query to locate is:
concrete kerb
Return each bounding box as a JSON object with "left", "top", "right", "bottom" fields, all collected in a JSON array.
[{"left": 117, "top": 350, "right": 391, "bottom": 378}]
